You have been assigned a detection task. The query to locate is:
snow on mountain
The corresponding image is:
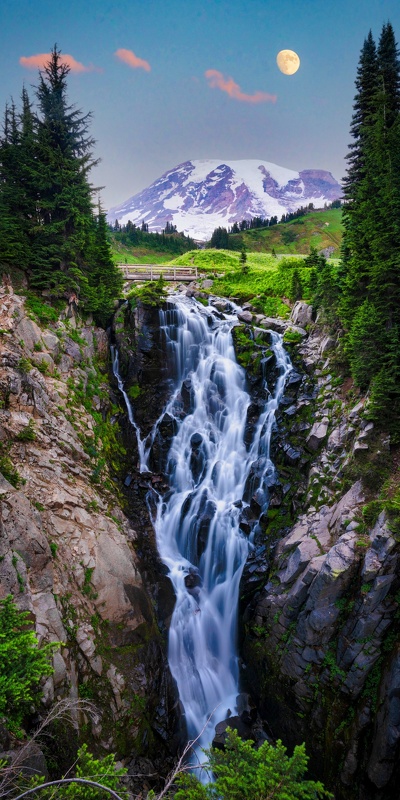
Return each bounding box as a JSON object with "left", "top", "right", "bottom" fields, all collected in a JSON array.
[{"left": 108, "top": 159, "right": 342, "bottom": 241}]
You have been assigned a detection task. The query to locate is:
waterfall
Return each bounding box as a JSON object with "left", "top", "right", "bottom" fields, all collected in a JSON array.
[
  {"left": 153, "top": 296, "right": 292, "bottom": 755},
  {"left": 110, "top": 345, "right": 149, "bottom": 472},
  {"left": 112, "top": 295, "right": 292, "bottom": 756}
]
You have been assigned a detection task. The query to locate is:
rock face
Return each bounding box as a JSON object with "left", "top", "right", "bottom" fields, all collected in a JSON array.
[
  {"left": 240, "top": 308, "right": 400, "bottom": 800},
  {"left": 0, "top": 283, "right": 179, "bottom": 778}
]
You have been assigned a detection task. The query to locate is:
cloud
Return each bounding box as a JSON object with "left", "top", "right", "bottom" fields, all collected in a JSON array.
[
  {"left": 115, "top": 48, "right": 151, "bottom": 72},
  {"left": 205, "top": 69, "right": 276, "bottom": 104},
  {"left": 19, "top": 53, "right": 98, "bottom": 73}
]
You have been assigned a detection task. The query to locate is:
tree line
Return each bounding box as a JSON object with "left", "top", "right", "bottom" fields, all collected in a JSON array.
[
  {"left": 110, "top": 218, "right": 196, "bottom": 256},
  {"left": 0, "top": 47, "right": 123, "bottom": 324},
  {"left": 316, "top": 22, "right": 400, "bottom": 435},
  {"left": 207, "top": 202, "right": 341, "bottom": 250}
]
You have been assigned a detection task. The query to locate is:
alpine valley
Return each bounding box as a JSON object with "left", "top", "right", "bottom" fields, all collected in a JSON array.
[{"left": 107, "top": 159, "right": 342, "bottom": 240}]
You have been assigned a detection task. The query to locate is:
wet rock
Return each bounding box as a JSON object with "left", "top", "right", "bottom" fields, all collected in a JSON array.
[
  {"left": 284, "top": 371, "right": 303, "bottom": 394},
  {"left": 181, "top": 378, "right": 195, "bottom": 415},
  {"left": 212, "top": 716, "right": 253, "bottom": 749},
  {"left": 258, "top": 317, "right": 287, "bottom": 334},
  {"left": 283, "top": 443, "right": 302, "bottom": 465},
  {"left": 190, "top": 433, "right": 207, "bottom": 484},
  {"left": 237, "top": 310, "right": 253, "bottom": 324},
  {"left": 184, "top": 569, "right": 202, "bottom": 590}
]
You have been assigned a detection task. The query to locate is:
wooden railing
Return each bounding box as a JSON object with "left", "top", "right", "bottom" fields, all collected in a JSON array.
[{"left": 118, "top": 264, "right": 198, "bottom": 282}]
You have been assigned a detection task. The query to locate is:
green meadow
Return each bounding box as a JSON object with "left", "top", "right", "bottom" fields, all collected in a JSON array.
[{"left": 169, "top": 250, "right": 319, "bottom": 318}]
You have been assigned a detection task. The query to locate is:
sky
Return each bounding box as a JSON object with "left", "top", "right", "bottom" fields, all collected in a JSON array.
[{"left": 1, "top": 0, "right": 400, "bottom": 211}]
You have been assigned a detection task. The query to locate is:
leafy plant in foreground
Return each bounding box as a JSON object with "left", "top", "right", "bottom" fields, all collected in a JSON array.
[
  {"left": 174, "top": 728, "right": 332, "bottom": 800},
  {"left": 0, "top": 595, "right": 57, "bottom": 729}
]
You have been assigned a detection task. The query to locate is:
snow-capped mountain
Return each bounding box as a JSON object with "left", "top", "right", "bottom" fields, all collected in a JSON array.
[{"left": 108, "top": 159, "right": 342, "bottom": 241}]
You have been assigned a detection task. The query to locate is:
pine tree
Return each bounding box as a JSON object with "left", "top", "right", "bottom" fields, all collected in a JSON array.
[
  {"left": 0, "top": 101, "right": 33, "bottom": 270},
  {"left": 83, "top": 205, "right": 124, "bottom": 324},
  {"left": 29, "top": 46, "right": 97, "bottom": 293},
  {"left": 340, "top": 31, "right": 379, "bottom": 323}
]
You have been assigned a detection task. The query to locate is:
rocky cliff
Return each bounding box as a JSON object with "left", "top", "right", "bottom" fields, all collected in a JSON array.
[
  {"left": 2, "top": 275, "right": 400, "bottom": 799},
  {"left": 237, "top": 304, "right": 400, "bottom": 800},
  {"left": 0, "top": 280, "right": 179, "bottom": 791}
]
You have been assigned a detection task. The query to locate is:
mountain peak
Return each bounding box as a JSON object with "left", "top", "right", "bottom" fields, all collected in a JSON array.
[{"left": 108, "top": 159, "right": 342, "bottom": 241}]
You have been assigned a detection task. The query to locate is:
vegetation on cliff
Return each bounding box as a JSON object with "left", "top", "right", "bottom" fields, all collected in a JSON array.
[{"left": 0, "top": 596, "right": 56, "bottom": 732}]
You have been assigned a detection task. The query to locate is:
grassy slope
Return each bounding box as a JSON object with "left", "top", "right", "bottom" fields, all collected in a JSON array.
[
  {"left": 230, "top": 208, "right": 343, "bottom": 255},
  {"left": 109, "top": 239, "right": 172, "bottom": 265},
  {"left": 108, "top": 209, "right": 343, "bottom": 263}
]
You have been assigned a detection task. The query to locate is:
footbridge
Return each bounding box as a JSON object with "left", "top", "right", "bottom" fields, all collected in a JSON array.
[{"left": 118, "top": 264, "right": 198, "bottom": 282}]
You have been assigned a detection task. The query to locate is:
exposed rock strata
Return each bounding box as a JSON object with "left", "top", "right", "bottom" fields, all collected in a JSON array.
[
  {"left": 0, "top": 283, "right": 179, "bottom": 781},
  {"left": 240, "top": 304, "right": 400, "bottom": 800}
]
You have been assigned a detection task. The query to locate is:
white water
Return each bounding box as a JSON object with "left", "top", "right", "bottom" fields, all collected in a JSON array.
[
  {"left": 112, "top": 296, "right": 292, "bottom": 753},
  {"left": 111, "top": 345, "right": 149, "bottom": 472},
  {"left": 153, "top": 296, "right": 292, "bottom": 753}
]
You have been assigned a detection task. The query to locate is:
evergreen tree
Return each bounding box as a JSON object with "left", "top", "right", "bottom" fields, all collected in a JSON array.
[
  {"left": 83, "top": 205, "right": 123, "bottom": 324},
  {"left": 210, "top": 227, "right": 229, "bottom": 249},
  {"left": 0, "top": 101, "right": 33, "bottom": 270},
  {"left": 239, "top": 246, "right": 248, "bottom": 273},
  {"left": 29, "top": 46, "right": 97, "bottom": 292},
  {"left": 340, "top": 31, "right": 379, "bottom": 322},
  {"left": 289, "top": 269, "right": 303, "bottom": 303}
]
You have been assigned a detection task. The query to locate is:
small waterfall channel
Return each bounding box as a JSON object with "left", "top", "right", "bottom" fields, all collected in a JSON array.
[{"left": 113, "top": 295, "right": 292, "bottom": 756}]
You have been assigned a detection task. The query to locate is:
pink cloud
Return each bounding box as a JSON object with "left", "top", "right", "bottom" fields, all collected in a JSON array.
[
  {"left": 205, "top": 69, "right": 276, "bottom": 104},
  {"left": 19, "top": 53, "right": 98, "bottom": 73},
  {"left": 115, "top": 48, "right": 151, "bottom": 72}
]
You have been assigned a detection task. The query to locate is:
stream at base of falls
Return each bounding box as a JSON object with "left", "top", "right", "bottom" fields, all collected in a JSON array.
[{"left": 114, "top": 294, "right": 292, "bottom": 758}]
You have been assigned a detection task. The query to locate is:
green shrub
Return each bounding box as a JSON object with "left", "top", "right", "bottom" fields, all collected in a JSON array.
[
  {"left": 24, "top": 292, "right": 61, "bottom": 325},
  {"left": 0, "top": 446, "right": 24, "bottom": 488},
  {"left": 0, "top": 595, "right": 57, "bottom": 729},
  {"left": 18, "top": 357, "right": 32, "bottom": 373},
  {"left": 26, "top": 743, "right": 129, "bottom": 799},
  {"left": 127, "top": 383, "right": 141, "bottom": 400},
  {"left": 174, "top": 728, "right": 331, "bottom": 800},
  {"left": 283, "top": 330, "right": 304, "bottom": 344},
  {"left": 17, "top": 418, "right": 36, "bottom": 442}
]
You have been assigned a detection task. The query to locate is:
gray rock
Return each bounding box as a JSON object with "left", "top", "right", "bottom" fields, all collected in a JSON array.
[
  {"left": 280, "top": 539, "right": 320, "bottom": 585},
  {"left": 319, "top": 335, "right": 335, "bottom": 355},
  {"left": 306, "top": 421, "right": 328, "bottom": 451},
  {"left": 15, "top": 316, "right": 42, "bottom": 351},
  {"left": 368, "top": 650, "right": 400, "bottom": 788},
  {"left": 41, "top": 332, "right": 59, "bottom": 355},
  {"left": 290, "top": 301, "right": 313, "bottom": 327},
  {"left": 286, "top": 325, "right": 307, "bottom": 338},
  {"left": 258, "top": 317, "right": 287, "bottom": 333},
  {"left": 237, "top": 310, "right": 253, "bottom": 324}
]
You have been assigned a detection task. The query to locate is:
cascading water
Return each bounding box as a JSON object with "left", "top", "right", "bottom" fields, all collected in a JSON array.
[
  {"left": 112, "top": 295, "right": 292, "bottom": 756},
  {"left": 152, "top": 296, "right": 292, "bottom": 755}
]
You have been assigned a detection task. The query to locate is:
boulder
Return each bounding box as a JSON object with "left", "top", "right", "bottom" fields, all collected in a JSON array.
[
  {"left": 290, "top": 301, "right": 313, "bottom": 327},
  {"left": 14, "top": 316, "right": 42, "bottom": 351},
  {"left": 258, "top": 317, "right": 287, "bottom": 334},
  {"left": 306, "top": 421, "right": 329, "bottom": 451},
  {"left": 319, "top": 335, "right": 336, "bottom": 355},
  {"left": 237, "top": 310, "right": 253, "bottom": 324}
]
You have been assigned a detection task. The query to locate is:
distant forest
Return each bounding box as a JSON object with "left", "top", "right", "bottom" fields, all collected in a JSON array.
[
  {"left": 208, "top": 201, "right": 342, "bottom": 250},
  {"left": 109, "top": 219, "right": 196, "bottom": 256}
]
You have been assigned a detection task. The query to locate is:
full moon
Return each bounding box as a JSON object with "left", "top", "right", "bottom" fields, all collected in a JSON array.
[{"left": 276, "top": 49, "right": 300, "bottom": 75}]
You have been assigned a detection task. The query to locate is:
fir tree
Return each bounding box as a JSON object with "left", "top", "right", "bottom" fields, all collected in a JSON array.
[{"left": 30, "top": 46, "right": 97, "bottom": 292}]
